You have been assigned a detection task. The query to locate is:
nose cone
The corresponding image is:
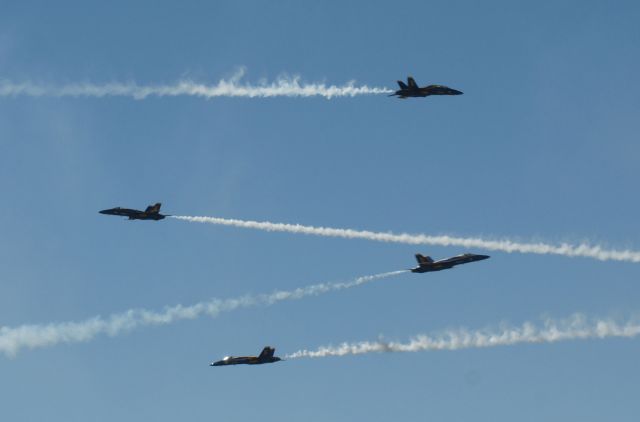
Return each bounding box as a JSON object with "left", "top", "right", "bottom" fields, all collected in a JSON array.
[
  {"left": 210, "top": 361, "right": 220, "bottom": 366},
  {"left": 99, "top": 209, "right": 109, "bottom": 214},
  {"left": 476, "top": 254, "right": 490, "bottom": 261},
  {"left": 450, "top": 88, "right": 463, "bottom": 95}
]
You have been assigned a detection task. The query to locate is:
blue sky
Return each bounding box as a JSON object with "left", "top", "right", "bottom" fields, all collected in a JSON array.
[{"left": 1, "top": 1, "right": 639, "bottom": 421}]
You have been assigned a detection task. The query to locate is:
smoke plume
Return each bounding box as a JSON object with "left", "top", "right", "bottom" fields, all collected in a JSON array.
[
  {"left": 287, "top": 313, "right": 640, "bottom": 359},
  {"left": 0, "top": 69, "right": 391, "bottom": 100},
  {"left": 172, "top": 215, "right": 640, "bottom": 263},
  {"left": 0, "top": 271, "right": 405, "bottom": 357}
]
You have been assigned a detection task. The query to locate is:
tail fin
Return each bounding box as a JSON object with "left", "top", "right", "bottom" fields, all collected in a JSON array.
[
  {"left": 145, "top": 203, "right": 162, "bottom": 214},
  {"left": 415, "top": 254, "right": 434, "bottom": 265},
  {"left": 397, "top": 80, "right": 408, "bottom": 90},
  {"left": 407, "top": 76, "right": 419, "bottom": 89},
  {"left": 259, "top": 347, "right": 275, "bottom": 359}
]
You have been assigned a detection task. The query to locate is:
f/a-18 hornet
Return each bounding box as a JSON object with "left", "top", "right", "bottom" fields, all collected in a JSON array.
[
  {"left": 411, "top": 253, "right": 489, "bottom": 273},
  {"left": 390, "top": 76, "right": 463, "bottom": 99},
  {"left": 210, "top": 346, "right": 282, "bottom": 367},
  {"left": 99, "top": 203, "right": 167, "bottom": 221}
]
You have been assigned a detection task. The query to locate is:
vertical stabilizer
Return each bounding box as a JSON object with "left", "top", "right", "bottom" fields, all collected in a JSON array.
[
  {"left": 415, "top": 254, "right": 434, "bottom": 265},
  {"left": 145, "top": 203, "right": 162, "bottom": 214},
  {"left": 259, "top": 347, "right": 275, "bottom": 359}
]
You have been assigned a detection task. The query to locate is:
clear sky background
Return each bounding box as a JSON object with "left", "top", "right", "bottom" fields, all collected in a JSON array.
[{"left": 1, "top": 1, "right": 639, "bottom": 421}]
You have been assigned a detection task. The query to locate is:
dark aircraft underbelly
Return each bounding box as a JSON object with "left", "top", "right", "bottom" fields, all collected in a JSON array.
[{"left": 412, "top": 265, "right": 454, "bottom": 273}]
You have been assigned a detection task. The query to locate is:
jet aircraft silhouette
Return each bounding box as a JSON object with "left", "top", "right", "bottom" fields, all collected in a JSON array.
[
  {"left": 99, "top": 203, "right": 167, "bottom": 221},
  {"left": 210, "top": 346, "right": 282, "bottom": 367},
  {"left": 390, "top": 76, "right": 463, "bottom": 98},
  {"left": 411, "top": 253, "right": 489, "bottom": 273}
]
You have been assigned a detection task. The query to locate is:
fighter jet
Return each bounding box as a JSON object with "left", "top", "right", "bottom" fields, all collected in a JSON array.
[
  {"left": 411, "top": 253, "right": 489, "bottom": 273},
  {"left": 210, "top": 346, "right": 282, "bottom": 367},
  {"left": 99, "top": 203, "right": 167, "bottom": 221},
  {"left": 389, "top": 76, "right": 463, "bottom": 99}
]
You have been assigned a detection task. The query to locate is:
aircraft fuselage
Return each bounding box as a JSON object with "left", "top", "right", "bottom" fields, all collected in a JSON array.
[
  {"left": 210, "top": 356, "right": 282, "bottom": 366},
  {"left": 210, "top": 346, "right": 282, "bottom": 366},
  {"left": 411, "top": 254, "right": 489, "bottom": 273},
  {"left": 99, "top": 207, "right": 166, "bottom": 221},
  {"left": 390, "top": 77, "right": 463, "bottom": 98}
]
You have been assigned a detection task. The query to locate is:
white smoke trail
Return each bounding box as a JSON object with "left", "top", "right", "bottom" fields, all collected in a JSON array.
[
  {"left": 0, "top": 69, "right": 391, "bottom": 100},
  {"left": 287, "top": 313, "right": 640, "bottom": 359},
  {"left": 172, "top": 215, "right": 640, "bottom": 263},
  {"left": 0, "top": 270, "right": 405, "bottom": 357}
]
